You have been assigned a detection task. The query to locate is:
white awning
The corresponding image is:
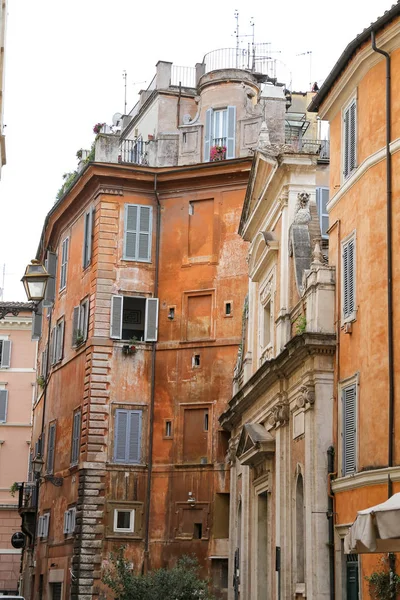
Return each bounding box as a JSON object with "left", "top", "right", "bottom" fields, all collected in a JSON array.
[{"left": 344, "top": 493, "right": 400, "bottom": 554}]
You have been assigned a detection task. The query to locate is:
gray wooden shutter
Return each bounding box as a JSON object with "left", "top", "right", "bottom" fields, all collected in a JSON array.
[
  {"left": 32, "top": 302, "right": 43, "bottom": 341},
  {"left": 47, "top": 423, "right": 56, "bottom": 474},
  {"left": 344, "top": 108, "right": 350, "bottom": 178},
  {"left": 43, "top": 251, "right": 57, "bottom": 307},
  {"left": 0, "top": 390, "right": 8, "bottom": 422},
  {"left": 204, "top": 108, "right": 213, "bottom": 162},
  {"left": 49, "top": 327, "right": 55, "bottom": 365},
  {"left": 226, "top": 105, "right": 236, "bottom": 159},
  {"left": 114, "top": 409, "right": 128, "bottom": 462},
  {"left": 343, "top": 239, "right": 355, "bottom": 319},
  {"left": 43, "top": 513, "right": 50, "bottom": 537},
  {"left": 110, "top": 295, "right": 123, "bottom": 339},
  {"left": 56, "top": 320, "right": 64, "bottom": 362},
  {"left": 343, "top": 384, "right": 357, "bottom": 475},
  {"left": 72, "top": 306, "right": 79, "bottom": 346},
  {"left": 349, "top": 101, "right": 356, "bottom": 173},
  {"left": 124, "top": 205, "right": 138, "bottom": 259},
  {"left": 41, "top": 348, "right": 48, "bottom": 378},
  {"left": 83, "top": 208, "right": 94, "bottom": 268},
  {"left": 60, "top": 238, "right": 69, "bottom": 290},
  {"left": 1, "top": 340, "right": 11, "bottom": 368},
  {"left": 138, "top": 206, "right": 152, "bottom": 261},
  {"left": 128, "top": 411, "right": 142, "bottom": 463},
  {"left": 71, "top": 411, "right": 81, "bottom": 465},
  {"left": 144, "top": 298, "right": 159, "bottom": 342},
  {"left": 63, "top": 511, "right": 69, "bottom": 534}
]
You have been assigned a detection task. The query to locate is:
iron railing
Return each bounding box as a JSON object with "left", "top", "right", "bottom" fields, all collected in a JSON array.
[
  {"left": 119, "top": 138, "right": 147, "bottom": 165},
  {"left": 18, "top": 482, "right": 37, "bottom": 511},
  {"left": 203, "top": 46, "right": 277, "bottom": 79},
  {"left": 212, "top": 137, "right": 227, "bottom": 147},
  {"left": 285, "top": 136, "right": 330, "bottom": 160},
  {"left": 171, "top": 65, "right": 196, "bottom": 88}
]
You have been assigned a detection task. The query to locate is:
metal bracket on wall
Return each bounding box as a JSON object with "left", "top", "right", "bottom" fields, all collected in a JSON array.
[{"left": 44, "top": 475, "right": 63, "bottom": 487}]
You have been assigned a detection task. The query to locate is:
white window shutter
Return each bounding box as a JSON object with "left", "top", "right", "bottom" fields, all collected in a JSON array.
[
  {"left": 1, "top": 340, "right": 11, "bottom": 368},
  {"left": 144, "top": 298, "right": 159, "bottom": 342},
  {"left": 138, "top": 206, "right": 152, "bottom": 261},
  {"left": 70, "top": 507, "right": 76, "bottom": 532},
  {"left": 110, "top": 295, "right": 123, "bottom": 339},
  {"left": 32, "top": 302, "right": 43, "bottom": 341},
  {"left": 124, "top": 205, "right": 138, "bottom": 259},
  {"left": 0, "top": 390, "right": 8, "bottom": 422},
  {"left": 343, "top": 385, "right": 357, "bottom": 475},
  {"left": 43, "top": 251, "right": 57, "bottom": 307},
  {"left": 63, "top": 511, "right": 69, "bottom": 534},
  {"left": 44, "top": 513, "right": 50, "bottom": 537},
  {"left": 114, "top": 409, "right": 128, "bottom": 462},
  {"left": 128, "top": 411, "right": 142, "bottom": 463},
  {"left": 226, "top": 105, "right": 236, "bottom": 159},
  {"left": 204, "top": 108, "right": 213, "bottom": 162}
]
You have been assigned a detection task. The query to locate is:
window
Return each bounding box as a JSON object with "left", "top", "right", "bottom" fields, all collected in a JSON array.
[
  {"left": 83, "top": 207, "right": 95, "bottom": 268},
  {"left": 342, "top": 383, "right": 357, "bottom": 475},
  {"left": 63, "top": 507, "right": 76, "bottom": 534},
  {"left": 113, "top": 509, "right": 135, "bottom": 533},
  {"left": 43, "top": 250, "right": 57, "bottom": 307},
  {"left": 113, "top": 409, "right": 142, "bottom": 464},
  {"left": 342, "top": 234, "right": 356, "bottom": 321},
  {"left": 50, "top": 582, "right": 62, "bottom": 600},
  {"left": 50, "top": 318, "right": 65, "bottom": 364},
  {"left": 0, "top": 389, "right": 8, "bottom": 423},
  {"left": 0, "top": 339, "right": 11, "bottom": 368},
  {"left": 41, "top": 348, "right": 48, "bottom": 379},
  {"left": 110, "top": 295, "right": 159, "bottom": 342},
  {"left": 31, "top": 302, "right": 43, "bottom": 341},
  {"left": 316, "top": 187, "right": 329, "bottom": 238},
  {"left": 72, "top": 299, "right": 89, "bottom": 346},
  {"left": 59, "top": 237, "right": 69, "bottom": 291},
  {"left": 123, "top": 204, "right": 152, "bottom": 262},
  {"left": 343, "top": 99, "right": 357, "bottom": 179},
  {"left": 204, "top": 106, "right": 236, "bottom": 161},
  {"left": 192, "top": 354, "right": 200, "bottom": 368},
  {"left": 165, "top": 420, "right": 172, "bottom": 438},
  {"left": 225, "top": 301, "right": 232, "bottom": 316},
  {"left": 47, "top": 422, "right": 56, "bottom": 474},
  {"left": 263, "top": 301, "right": 272, "bottom": 347},
  {"left": 71, "top": 410, "right": 81, "bottom": 466},
  {"left": 38, "top": 513, "right": 50, "bottom": 538}
]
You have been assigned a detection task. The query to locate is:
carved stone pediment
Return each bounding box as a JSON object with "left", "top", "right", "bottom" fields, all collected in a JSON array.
[{"left": 236, "top": 423, "right": 275, "bottom": 467}]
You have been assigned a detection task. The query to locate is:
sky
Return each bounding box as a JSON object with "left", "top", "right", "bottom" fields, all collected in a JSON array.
[{"left": 0, "top": 0, "right": 393, "bottom": 300}]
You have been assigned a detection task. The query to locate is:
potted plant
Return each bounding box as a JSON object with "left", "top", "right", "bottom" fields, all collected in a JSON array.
[
  {"left": 93, "top": 122, "right": 105, "bottom": 135},
  {"left": 122, "top": 337, "right": 137, "bottom": 355},
  {"left": 365, "top": 555, "right": 400, "bottom": 599},
  {"left": 76, "top": 149, "right": 83, "bottom": 160},
  {"left": 210, "top": 145, "right": 227, "bottom": 161},
  {"left": 37, "top": 375, "right": 45, "bottom": 388}
]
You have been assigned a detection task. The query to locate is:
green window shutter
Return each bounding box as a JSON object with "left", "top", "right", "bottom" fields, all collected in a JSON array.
[
  {"left": 0, "top": 390, "right": 8, "bottom": 422},
  {"left": 124, "top": 205, "right": 138, "bottom": 259},
  {"left": 128, "top": 411, "right": 142, "bottom": 463},
  {"left": 114, "top": 409, "right": 129, "bottom": 462},
  {"left": 110, "top": 295, "right": 123, "bottom": 339},
  {"left": 137, "top": 206, "right": 152, "bottom": 261},
  {"left": 0, "top": 340, "right": 11, "bottom": 368},
  {"left": 47, "top": 423, "right": 56, "bottom": 474},
  {"left": 43, "top": 251, "right": 57, "bottom": 308},
  {"left": 343, "top": 384, "right": 357, "bottom": 475},
  {"left": 226, "top": 105, "right": 236, "bottom": 159},
  {"left": 204, "top": 108, "right": 213, "bottom": 162},
  {"left": 144, "top": 298, "right": 159, "bottom": 342},
  {"left": 32, "top": 302, "right": 43, "bottom": 341}
]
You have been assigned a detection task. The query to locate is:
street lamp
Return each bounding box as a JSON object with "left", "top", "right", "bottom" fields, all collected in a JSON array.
[
  {"left": 32, "top": 455, "right": 44, "bottom": 480},
  {"left": 21, "top": 260, "right": 50, "bottom": 303}
]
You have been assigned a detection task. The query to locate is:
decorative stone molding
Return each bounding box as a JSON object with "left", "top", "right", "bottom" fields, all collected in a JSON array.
[
  {"left": 268, "top": 400, "right": 289, "bottom": 428},
  {"left": 293, "top": 192, "right": 311, "bottom": 224},
  {"left": 311, "top": 238, "right": 324, "bottom": 266},
  {"left": 296, "top": 384, "right": 315, "bottom": 410}
]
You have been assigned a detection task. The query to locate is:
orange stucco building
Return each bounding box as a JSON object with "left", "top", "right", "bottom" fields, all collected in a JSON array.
[{"left": 309, "top": 3, "right": 400, "bottom": 597}]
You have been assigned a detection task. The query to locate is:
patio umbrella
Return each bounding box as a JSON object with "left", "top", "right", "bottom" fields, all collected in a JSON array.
[{"left": 344, "top": 493, "right": 400, "bottom": 554}]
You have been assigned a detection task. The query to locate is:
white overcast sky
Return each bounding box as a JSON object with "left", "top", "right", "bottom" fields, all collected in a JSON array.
[{"left": 0, "top": 0, "right": 392, "bottom": 300}]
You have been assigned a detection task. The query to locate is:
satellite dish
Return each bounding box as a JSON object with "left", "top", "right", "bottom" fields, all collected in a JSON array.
[{"left": 112, "top": 112, "right": 123, "bottom": 127}]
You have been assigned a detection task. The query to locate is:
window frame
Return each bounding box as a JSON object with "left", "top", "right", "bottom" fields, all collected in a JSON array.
[
  {"left": 0, "top": 338, "right": 11, "bottom": 369},
  {"left": 341, "top": 231, "right": 356, "bottom": 324},
  {"left": 113, "top": 408, "right": 143, "bottom": 465},
  {"left": 339, "top": 374, "right": 359, "bottom": 477},
  {"left": 113, "top": 509, "right": 135, "bottom": 533},
  {"left": 38, "top": 512, "right": 50, "bottom": 539},
  {"left": 70, "top": 409, "right": 81, "bottom": 466},
  {"left": 83, "top": 206, "right": 95, "bottom": 269},
  {"left": 63, "top": 507, "right": 76, "bottom": 535},
  {"left": 59, "top": 237, "right": 69, "bottom": 291},
  {"left": 0, "top": 388, "right": 8, "bottom": 423},
  {"left": 110, "top": 295, "right": 159, "bottom": 342},
  {"left": 123, "top": 204, "right": 153, "bottom": 263},
  {"left": 342, "top": 96, "right": 357, "bottom": 181},
  {"left": 316, "top": 186, "right": 329, "bottom": 239}
]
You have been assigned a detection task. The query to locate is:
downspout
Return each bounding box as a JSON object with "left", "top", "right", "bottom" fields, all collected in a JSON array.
[
  {"left": 327, "top": 446, "right": 335, "bottom": 600},
  {"left": 143, "top": 173, "right": 161, "bottom": 572},
  {"left": 371, "top": 31, "right": 394, "bottom": 498}
]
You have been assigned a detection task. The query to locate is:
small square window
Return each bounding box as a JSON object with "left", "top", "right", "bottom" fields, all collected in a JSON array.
[
  {"left": 192, "top": 354, "right": 200, "bottom": 368},
  {"left": 225, "top": 302, "right": 232, "bottom": 316},
  {"left": 165, "top": 421, "right": 172, "bottom": 438},
  {"left": 114, "top": 509, "right": 135, "bottom": 533},
  {"left": 204, "top": 411, "right": 209, "bottom": 432}
]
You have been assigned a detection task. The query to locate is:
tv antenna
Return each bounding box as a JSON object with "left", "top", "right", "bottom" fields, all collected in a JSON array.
[
  {"left": 123, "top": 70, "right": 127, "bottom": 114},
  {"left": 297, "top": 50, "right": 313, "bottom": 91}
]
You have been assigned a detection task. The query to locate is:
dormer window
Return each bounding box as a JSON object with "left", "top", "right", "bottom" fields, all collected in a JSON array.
[{"left": 204, "top": 107, "right": 236, "bottom": 162}]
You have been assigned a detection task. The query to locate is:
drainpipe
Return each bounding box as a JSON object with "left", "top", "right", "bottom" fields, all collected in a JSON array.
[
  {"left": 143, "top": 174, "right": 161, "bottom": 573},
  {"left": 371, "top": 31, "right": 394, "bottom": 498},
  {"left": 327, "top": 446, "right": 335, "bottom": 600}
]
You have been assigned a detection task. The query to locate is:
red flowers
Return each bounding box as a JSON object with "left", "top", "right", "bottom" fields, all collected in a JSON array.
[
  {"left": 210, "top": 145, "right": 227, "bottom": 161},
  {"left": 93, "top": 122, "right": 105, "bottom": 134}
]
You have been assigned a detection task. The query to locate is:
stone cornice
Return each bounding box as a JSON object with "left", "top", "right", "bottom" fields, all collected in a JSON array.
[
  {"left": 220, "top": 332, "right": 336, "bottom": 430},
  {"left": 331, "top": 466, "right": 400, "bottom": 493}
]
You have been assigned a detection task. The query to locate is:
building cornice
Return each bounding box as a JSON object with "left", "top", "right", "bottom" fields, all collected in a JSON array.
[
  {"left": 219, "top": 332, "right": 336, "bottom": 430},
  {"left": 331, "top": 466, "right": 400, "bottom": 493}
]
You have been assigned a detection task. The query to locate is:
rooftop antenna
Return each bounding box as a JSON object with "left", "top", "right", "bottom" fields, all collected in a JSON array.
[
  {"left": 297, "top": 51, "right": 312, "bottom": 91},
  {"left": 0, "top": 264, "right": 5, "bottom": 301},
  {"left": 250, "top": 17, "right": 255, "bottom": 71},
  {"left": 123, "top": 70, "right": 127, "bottom": 114},
  {"left": 234, "top": 10, "right": 239, "bottom": 68}
]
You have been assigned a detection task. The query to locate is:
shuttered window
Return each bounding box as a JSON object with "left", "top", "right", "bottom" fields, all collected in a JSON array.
[
  {"left": 124, "top": 204, "right": 152, "bottom": 262},
  {"left": 342, "top": 384, "right": 357, "bottom": 475},
  {"left": 41, "top": 348, "right": 48, "bottom": 378},
  {"left": 55, "top": 318, "right": 65, "bottom": 362},
  {"left": 204, "top": 106, "right": 236, "bottom": 161},
  {"left": 144, "top": 298, "right": 159, "bottom": 342},
  {"left": 343, "top": 236, "right": 356, "bottom": 320},
  {"left": 316, "top": 187, "right": 329, "bottom": 238},
  {"left": 83, "top": 207, "right": 94, "bottom": 268},
  {"left": 43, "top": 251, "right": 57, "bottom": 308},
  {"left": 343, "top": 100, "right": 357, "bottom": 179},
  {"left": 72, "top": 300, "right": 89, "bottom": 346},
  {"left": 47, "top": 422, "right": 56, "bottom": 474},
  {"left": 71, "top": 410, "right": 81, "bottom": 465},
  {"left": 59, "top": 238, "right": 69, "bottom": 291},
  {"left": 114, "top": 409, "right": 142, "bottom": 464},
  {"left": 38, "top": 513, "right": 50, "bottom": 538},
  {"left": 0, "top": 339, "right": 11, "bottom": 368},
  {"left": 0, "top": 389, "right": 8, "bottom": 422},
  {"left": 32, "top": 302, "right": 43, "bottom": 341},
  {"left": 63, "top": 507, "right": 76, "bottom": 534},
  {"left": 110, "top": 295, "right": 159, "bottom": 342}
]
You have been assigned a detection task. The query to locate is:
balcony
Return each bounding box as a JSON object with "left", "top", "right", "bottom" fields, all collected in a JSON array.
[
  {"left": 18, "top": 482, "right": 37, "bottom": 512},
  {"left": 119, "top": 138, "right": 147, "bottom": 165},
  {"left": 285, "top": 136, "right": 330, "bottom": 162}
]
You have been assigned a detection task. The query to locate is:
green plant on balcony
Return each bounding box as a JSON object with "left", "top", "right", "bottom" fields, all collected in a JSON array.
[
  {"left": 10, "top": 482, "right": 19, "bottom": 497},
  {"left": 294, "top": 314, "right": 307, "bottom": 335},
  {"left": 37, "top": 375, "right": 45, "bottom": 388},
  {"left": 365, "top": 556, "right": 400, "bottom": 599}
]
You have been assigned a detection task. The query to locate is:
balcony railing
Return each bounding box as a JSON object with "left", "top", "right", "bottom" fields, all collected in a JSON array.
[
  {"left": 18, "top": 482, "right": 37, "bottom": 511},
  {"left": 171, "top": 65, "right": 196, "bottom": 88},
  {"left": 285, "top": 137, "right": 330, "bottom": 161},
  {"left": 212, "top": 137, "right": 227, "bottom": 147},
  {"left": 203, "top": 46, "right": 277, "bottom": 79},
  {"left": 119, "top": 138, "right": 147, "bottom": 165}
]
